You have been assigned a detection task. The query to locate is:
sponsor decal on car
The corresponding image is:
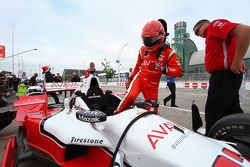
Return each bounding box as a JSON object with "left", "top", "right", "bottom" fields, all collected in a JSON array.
[
  {"left": 47, "top": 82, "right": 80, "bottom": 89},
  {"left": 171, "top": 131, "right": 191, "bottom": 149},
  {"left": 51, "top": 82, "right": 79, "bottom": 88},
  {"left": 71, "top": 137, "right": 103, "bottom": 144},
  {"left": 78, "top": 115, "right": 100, "bottom": 122},
  {"left": 76, "top": 110, "right": 105, "bottom": 122},
  {"left": 147, "top": 121, "right": 185, "bottom": 150}
]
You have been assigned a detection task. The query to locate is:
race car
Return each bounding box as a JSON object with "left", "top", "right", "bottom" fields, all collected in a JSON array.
[{"left": 1, "top": 75, "right": 250, "bottom": 167}]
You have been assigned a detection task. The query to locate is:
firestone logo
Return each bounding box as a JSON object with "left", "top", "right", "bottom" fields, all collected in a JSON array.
[{"left": 71, "top": 137, "right": 103, "bottom": 144}]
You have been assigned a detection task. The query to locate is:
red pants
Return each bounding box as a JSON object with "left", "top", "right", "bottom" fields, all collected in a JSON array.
[{"left": 116, "top": 75, "right": 159, "bottom": 114}]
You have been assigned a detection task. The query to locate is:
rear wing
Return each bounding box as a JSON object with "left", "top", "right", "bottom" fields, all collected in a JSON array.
[
  {"left": 45, "top": 82, "right": 83, "bottom": 93},
  {"left": 42, "top": 75, "right": 100, "bottom": 95}
]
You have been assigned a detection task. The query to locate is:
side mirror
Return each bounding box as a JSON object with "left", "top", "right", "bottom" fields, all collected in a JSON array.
[{"left": 192, "top": 102, "right": 203, "bottom": 132}]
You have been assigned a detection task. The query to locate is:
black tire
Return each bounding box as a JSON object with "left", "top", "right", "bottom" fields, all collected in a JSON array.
[
  {"left": 208, "top": 113, "right": 250, "bottom": 158},
  {"left": 0, "top": 111, "right": 15, "bottom": 131}
]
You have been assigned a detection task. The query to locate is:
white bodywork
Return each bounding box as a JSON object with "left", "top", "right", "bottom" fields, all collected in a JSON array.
[{"left": 42, "top": 76, "right": 250, "bottom": 167}]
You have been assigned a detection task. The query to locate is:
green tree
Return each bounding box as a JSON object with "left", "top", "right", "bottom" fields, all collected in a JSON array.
[{"left": 101, "top": 59, "right": 116, "bottom": 82}]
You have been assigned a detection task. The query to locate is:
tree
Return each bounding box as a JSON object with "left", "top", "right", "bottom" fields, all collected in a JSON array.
[{"left": 101, "top": 59, "right": 116, "bottom": 82}]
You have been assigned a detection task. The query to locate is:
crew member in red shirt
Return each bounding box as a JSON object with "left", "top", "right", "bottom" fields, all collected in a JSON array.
[
  {"left": 193, "top": 19, "right": 250, "bottom": 135},
  {"left": 115, "top": 20, "right": 182, "bottom": 114},
  {"left": 85, "top": 62, "right": 96, "bottom": 78}
]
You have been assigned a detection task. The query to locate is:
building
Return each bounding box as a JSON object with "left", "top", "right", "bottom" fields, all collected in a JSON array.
[
  {"left": 189, "top": 47, "right": 250, "bottom": 80},
  {"left": 171, "top": 21, "right": 198, "bottom": 73}
]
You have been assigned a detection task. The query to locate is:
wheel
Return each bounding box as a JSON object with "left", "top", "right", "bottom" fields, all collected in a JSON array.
[{"left": 208, "top": 113, "right": 250, "bottom": 158}]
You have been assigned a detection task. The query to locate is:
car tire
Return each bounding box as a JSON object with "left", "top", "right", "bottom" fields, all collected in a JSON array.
[{"left": 208, "top": 113, "right": 250, "bottom": 158}]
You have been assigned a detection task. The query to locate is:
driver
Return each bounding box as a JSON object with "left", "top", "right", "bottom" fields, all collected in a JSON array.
[
  {"left": 115, "top": 19, "right": 182, "bottom": 114},
  {"left": 85, "top": 62, "right": 96, "bottom": 78}
]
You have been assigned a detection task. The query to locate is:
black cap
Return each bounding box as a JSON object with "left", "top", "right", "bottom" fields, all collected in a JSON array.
[{"left": 158, "top": 19, "right": 169, "bottom": 36}]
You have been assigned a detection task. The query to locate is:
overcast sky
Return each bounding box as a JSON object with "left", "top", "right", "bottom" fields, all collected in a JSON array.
[{"left": 0, "top": 0, "right": 250, "bottom": 77}]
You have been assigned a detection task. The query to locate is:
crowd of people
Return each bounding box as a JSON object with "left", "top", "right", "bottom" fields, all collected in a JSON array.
[{"left": 0, "top": 63, "right": 97, "bottom": 105}]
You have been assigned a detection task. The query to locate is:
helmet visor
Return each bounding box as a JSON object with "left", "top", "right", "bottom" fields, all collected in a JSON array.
[{"left": 143, "top": 36, "right": 161, "bottom": 47}]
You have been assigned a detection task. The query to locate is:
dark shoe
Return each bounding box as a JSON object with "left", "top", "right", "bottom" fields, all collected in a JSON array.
[
  {"left": 163, "top": 99, "right": 167, "bottom": 106},
  {"left": 171, "top": 105, "right": 178, "bottom": 107}
]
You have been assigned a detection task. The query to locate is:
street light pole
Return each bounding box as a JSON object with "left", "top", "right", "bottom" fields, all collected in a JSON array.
[
  {"left": 12, "top": 25, "right": 15, "bottom": 74},
  {"left": 0, "top": 48, "right": 38, "bottom": 76},
  {"left": 0, "top": 48, "right": 38, "bottom": 60},
  {"left": 117, "top": 43, "right": 128, "bottom": 83}
]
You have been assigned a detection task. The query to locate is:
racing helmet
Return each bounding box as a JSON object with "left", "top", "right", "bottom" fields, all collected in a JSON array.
[
  {"left": 42, "top": 66, "right": 50, "bottom": 73},
  {"left": 90, "top": 62, "right": 95, "bottom": 68},
  {"left": 141, "top": 20, "right": 166, "bottom": 52}
]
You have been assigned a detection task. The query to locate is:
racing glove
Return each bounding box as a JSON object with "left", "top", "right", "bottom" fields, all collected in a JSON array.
[{"left": 161, "top": 65, "right": 168, "bottom": 74}]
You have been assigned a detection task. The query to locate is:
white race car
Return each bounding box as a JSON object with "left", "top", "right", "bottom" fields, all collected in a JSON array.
[{"left": 1, "top": 75, "right": 250, "bottom": 167}]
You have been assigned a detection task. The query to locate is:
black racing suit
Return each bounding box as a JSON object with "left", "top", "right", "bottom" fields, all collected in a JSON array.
[{"left": 45, "top": 71, "right": 60, "bottom": 104}]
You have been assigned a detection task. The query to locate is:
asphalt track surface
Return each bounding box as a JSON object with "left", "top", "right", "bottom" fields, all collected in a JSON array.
[{"left": 0, "top": 86, "right": 249, "bottom": 166}]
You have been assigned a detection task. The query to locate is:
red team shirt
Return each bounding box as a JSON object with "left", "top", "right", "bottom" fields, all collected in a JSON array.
[{"left": 204, "top": 19, "right": 239, "bottom": 73}]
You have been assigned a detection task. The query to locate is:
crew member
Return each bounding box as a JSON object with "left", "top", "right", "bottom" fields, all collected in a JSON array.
[
  {"left": 29, "top": 73, "right": 38, "bottom": 86},
  {"left": 85, "top": 62, "right": 96, "bottom": 78},
  {"left": 42, "top": 66, "right": 60, "bottom": 104},
  {"left": 193, "top": 19, "right": 250, "bottom": 135}
]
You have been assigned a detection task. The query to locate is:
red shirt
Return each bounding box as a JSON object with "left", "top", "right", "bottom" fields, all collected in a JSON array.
[
  {"left": 130, "top": 46, "right": 182, "bottom": 86},
  {"left": 85, "top": 69, "right": 90, "bottom": 78},
  {"left": 204, "top": 19, "right": 239, "bottom": 73}
]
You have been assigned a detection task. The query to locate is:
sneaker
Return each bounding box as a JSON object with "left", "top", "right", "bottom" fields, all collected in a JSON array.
[
  {"left": 171, "top": 105, "right": 178, "bottom": 107},
  {"left": 163, "top": 99, "right": 167, "bottom": 106}
]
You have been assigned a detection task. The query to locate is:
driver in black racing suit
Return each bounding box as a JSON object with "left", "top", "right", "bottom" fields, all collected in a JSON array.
[{"left": 42, "top": 66, "right": 60, "bottom": 104}]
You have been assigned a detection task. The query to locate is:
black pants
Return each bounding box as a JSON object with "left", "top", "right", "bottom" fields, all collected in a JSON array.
[
  {"left": 48, "top": 92, "right": 60, "bottom": 104},
  {"left": 0, "top": 97, "right": 7, "bottom": 107},
  {"left": 205, "top": 71, "right": 243, "bottom": 135},
  {"left": 164, "top": 83, "right": 176, "bottom": 106},
  {"left": 0, "top": 111, "right": 15, "bottom": 130}
]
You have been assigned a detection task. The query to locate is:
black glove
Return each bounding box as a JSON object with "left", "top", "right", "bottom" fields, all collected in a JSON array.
[{"left": 161, "top": 65, "right": 168, "bottom": 74}]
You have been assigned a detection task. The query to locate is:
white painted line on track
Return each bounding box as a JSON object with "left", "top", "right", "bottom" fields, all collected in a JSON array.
[
  {"left": 183, "top": 93, "right": 207, "bottom": 96},
  {"left": 159, "top": 105, "right": 205, "bottom": 115}
]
